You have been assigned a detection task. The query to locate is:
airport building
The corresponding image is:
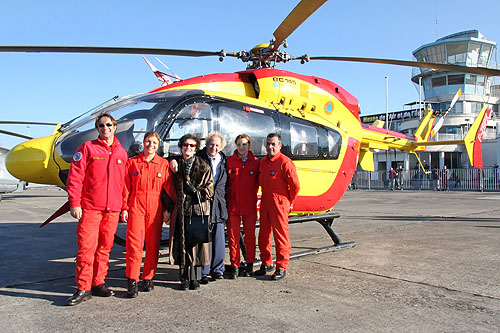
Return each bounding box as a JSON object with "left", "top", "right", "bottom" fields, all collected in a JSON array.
[{"left": 363, "top": 30, "right": 500, "bottom": 171}]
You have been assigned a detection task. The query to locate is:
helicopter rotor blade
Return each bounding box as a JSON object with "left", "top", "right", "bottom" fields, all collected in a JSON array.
[
  {"left": 303, "top": 56, "right": 500, "bottom": 77},
  {"left": 0, "top": 46, "right": 237, "bottom": 58},
  {"left": 0, "top": 129, "right": 33, "bottom": 140},
  {"left": 0, "top": 121, "right": 58, "bottom": 126},
  {"left": 272, "top": 0, "right": 327, "bottom": 51}
]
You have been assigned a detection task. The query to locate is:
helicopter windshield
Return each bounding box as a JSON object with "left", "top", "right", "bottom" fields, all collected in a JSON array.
[
  {"left": 59, "top": 94, "right": 144, "bottom": 133},
  {"left": 54, "top": 90, "right": 202, "bottom": 163}
]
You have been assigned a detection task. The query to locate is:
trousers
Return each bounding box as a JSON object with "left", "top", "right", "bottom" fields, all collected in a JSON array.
[
  {"left": 126, "top": 211, "right": 163, "bottom": 281},
  {"left": 75, "top": 209, "right": 119, "bottom": 290},
  {"left": 226, "top": 213, "right": 257, "bottom": 267},
  {"left": 201, "top": 221, "right": 225, "bottom": 276}
]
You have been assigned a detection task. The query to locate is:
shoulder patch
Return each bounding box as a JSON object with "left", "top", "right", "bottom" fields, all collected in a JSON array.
[{"left": 73, "top": 152, "right": 82, "bottom": 162}]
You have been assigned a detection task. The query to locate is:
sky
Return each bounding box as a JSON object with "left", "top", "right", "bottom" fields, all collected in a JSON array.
[{"left": 1, "top": 0, "right": 499, "bottom": 149}]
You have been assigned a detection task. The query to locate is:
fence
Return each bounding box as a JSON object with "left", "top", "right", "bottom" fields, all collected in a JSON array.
[{"left": 351, "top": 168, "right": 500, "bottom": 192}]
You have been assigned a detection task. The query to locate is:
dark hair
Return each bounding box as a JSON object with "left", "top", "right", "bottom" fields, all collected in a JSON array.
[
  {"left": 266, "top": 133, "right": 281, "bottom": 143},
  {"left": 95, "top": 113, "right": 117, "bottom": 129},
  {"left": 235, "top": 133, "right": 251, "bottom": 147},
  {"left": 178, "top": 134, "right": 201, "bottom": 151}
]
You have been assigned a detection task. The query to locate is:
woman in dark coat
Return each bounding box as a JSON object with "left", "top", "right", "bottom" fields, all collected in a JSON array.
[{"left": 168, "top": 134, "right": 214, "bottom": 290}]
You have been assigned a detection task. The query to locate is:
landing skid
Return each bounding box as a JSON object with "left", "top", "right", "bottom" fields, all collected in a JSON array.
[
  {"left": 237, "top": 212, "right": 356, "bottom": 268},
  {"left": 114, "top": 212, "right": 357, "bottom": 262}
]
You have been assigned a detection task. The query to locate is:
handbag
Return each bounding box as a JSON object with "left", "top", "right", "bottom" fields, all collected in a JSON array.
[{"left": 184, "top": 191, "right": 210, "bottom": 244}]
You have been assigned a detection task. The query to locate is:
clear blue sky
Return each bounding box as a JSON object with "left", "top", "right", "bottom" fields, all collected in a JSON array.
[{"left": 1, "top": 0, "right": 499, "bottom": 149}]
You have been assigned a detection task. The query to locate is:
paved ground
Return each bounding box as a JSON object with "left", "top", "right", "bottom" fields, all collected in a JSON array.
[{"left": 0, "top": 187, "right": 499, "bottom": 332}]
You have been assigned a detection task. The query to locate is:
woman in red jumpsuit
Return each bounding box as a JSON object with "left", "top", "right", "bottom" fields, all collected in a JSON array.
[
  {"left": 122, "top": 131, "right": 173, "bottom": 297},
  {"left": 226, "top": 134, "right": 259, "bottom": 277}
]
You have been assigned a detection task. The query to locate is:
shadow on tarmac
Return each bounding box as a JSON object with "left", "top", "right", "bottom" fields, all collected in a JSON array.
[
  {"left": 347, "top": 215, "right": 500, "bottom": 224},
  {"left": 0, "top": 218, "right": 183, "bottom": 305}
]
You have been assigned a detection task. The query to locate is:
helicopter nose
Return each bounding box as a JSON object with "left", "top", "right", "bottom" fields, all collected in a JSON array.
[{"left": 6, "top": 135, "right": 65, "bottom": 186}]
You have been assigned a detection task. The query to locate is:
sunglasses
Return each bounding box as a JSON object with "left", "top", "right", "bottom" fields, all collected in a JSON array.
[
  {"left": 98, "top": 123, "right": 114, "bottom": 128},
  {"left": 182, "top": 143, "right": 197, "bottom": 148}
]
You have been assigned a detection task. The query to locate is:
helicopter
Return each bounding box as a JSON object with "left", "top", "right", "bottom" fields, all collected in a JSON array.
[{"left": 1, "top": 0, "right": 498, "bottom": 249}]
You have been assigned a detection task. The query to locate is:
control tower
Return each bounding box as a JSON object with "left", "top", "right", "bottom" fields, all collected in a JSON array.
[
  {"left": 411, "top": 30, "right": 498, "bottom": 115},
  {"left": 372, "top": 30, "right": 499, "bottom": 170}
]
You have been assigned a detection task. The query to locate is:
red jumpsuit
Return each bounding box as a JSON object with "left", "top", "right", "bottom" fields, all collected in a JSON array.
[
  {"left": 67, "top": 137, "right": 128, "bottom": 291},
  {"left": 122, "top": 153, "right": 172, "bottom": 282},
  {"left": 226, "top": 150, "right": 259, "bottom": 268},
  {"left": 258, "top": 151, "right": 300, "bottom": 271}
]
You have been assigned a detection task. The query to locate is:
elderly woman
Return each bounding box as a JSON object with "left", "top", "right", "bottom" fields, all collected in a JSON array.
[
  {"left": 169, "top": 134, "right": 214, "bottom": 290},
  {"left": 225, "top": 134, "right": 260, "bottom": 278},
  {"left": 122, "top": 131, "right": 173, "bottom": 298}
]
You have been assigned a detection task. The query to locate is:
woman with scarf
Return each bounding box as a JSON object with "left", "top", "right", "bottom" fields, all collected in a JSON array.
[{"left": 168, "top": 134, "right": 214, "bottom": 290}]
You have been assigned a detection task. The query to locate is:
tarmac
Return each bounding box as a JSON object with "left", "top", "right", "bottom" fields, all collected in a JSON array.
[{"left": 0, "top": 187, "right": 499, "bottom": 332}]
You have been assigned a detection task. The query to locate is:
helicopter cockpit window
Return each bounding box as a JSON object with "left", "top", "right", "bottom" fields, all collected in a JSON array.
[
  {"left": 164, "top": 102, "right": 213, "bottom": 155},
  {"left": 290, "top": 122, "right": 319, "bottom": 157},
  {"left": 54, "top": 93, "right": 174, "bottom": 162},
  {"left": 217, "top": 105, "right": 276, "bottom": 157},
  {"left": 328, "top": 129, "right": 342, "bottom": 159}
]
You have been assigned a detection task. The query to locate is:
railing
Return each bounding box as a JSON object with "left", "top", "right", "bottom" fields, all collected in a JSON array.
[{"left": 351, "top": 168, "right": 500, "bottom": 192}]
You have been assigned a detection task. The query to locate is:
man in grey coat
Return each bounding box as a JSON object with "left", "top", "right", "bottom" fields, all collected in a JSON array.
[{"left": 197, "top": 132, "right": 228, "bottom": 282}]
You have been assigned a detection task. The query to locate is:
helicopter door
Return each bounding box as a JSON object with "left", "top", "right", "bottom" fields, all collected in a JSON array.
[
  {"left": 163, "top": 101, "right": 213, "bottom": 155},
  {"left": 216, "top": 104, "right": 278, "bottom": 158}
]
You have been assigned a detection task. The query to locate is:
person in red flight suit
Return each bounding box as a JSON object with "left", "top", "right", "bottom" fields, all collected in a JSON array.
[
  {"left": 66, "top": 113, "right": 128, "bottom": 306},
  {"left": 122, "top": 131, "right": 174, "bottom": 298},
  {"left": 226, "top": 134, "right": 260, "bottom": 278},
  {"left": 254, "top": 133, "right": 300, "bottom": 281}
]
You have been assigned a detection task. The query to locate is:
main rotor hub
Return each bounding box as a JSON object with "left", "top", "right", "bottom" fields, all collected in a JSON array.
[{"left": 236, "top": 40, "right": 293, "bottom": 69}]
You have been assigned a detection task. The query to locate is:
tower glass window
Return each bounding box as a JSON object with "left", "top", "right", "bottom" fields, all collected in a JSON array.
[
  {"left": 478, "top": 44, "right": 492, "bottom": 67},
  {"left": 467, "top": 42, "right": 481, "bottom": 66},
  {"left": 446, "top": 42, "right": 467, "bottom": 64}
]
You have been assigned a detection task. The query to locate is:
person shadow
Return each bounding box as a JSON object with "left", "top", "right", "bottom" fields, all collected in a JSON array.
[{"left": 0, "top": 219, "right": 179, "bottom": 306}]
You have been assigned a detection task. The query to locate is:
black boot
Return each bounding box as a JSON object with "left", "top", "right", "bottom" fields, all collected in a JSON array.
[
  {"left": 91, "top": 283, "right": 115, "bottom": 297},
  {"left": 189, "top": 280, "right": 200, "bottom": 290},
  {"left": 245, "top": 262, "right": 254, "bottom": 276},
  {"left": 126, "top": 278, "right": 138, "bottom": 298},
  {"left": 254, "top": 264, "right": 275, "bottom": 276},
  {"left": 227, "top": 266, "right": 238, "bottom": 279},
  {"left": 66, "top": 290, "right": 92, "bottom": 306},
  {"left": 142, "top": 280, "right": 154, "bottom": 292}
]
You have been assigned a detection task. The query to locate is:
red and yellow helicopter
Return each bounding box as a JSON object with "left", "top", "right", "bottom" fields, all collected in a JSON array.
[{"left": 1, "top": 0, "right": 498, "bottom": 249}]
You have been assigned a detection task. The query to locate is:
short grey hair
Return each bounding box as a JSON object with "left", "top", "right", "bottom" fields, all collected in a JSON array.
[{"left": 206, "top": 131, "right": 226, "bottom": 150}]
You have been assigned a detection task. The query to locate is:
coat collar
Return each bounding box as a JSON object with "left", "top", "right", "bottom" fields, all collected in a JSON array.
[
  {"left": 96, "top": 136, "right": 121, "bottom": 149},
  {"left": 265, "top": 151, "right": 282, "bottom": 162},
  {"left": 139, "top": 152, "right": 161, "bottom": 164}
]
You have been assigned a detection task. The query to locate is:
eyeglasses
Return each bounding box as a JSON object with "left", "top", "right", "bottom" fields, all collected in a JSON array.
[
  {"left": 182, "top": 143, "right": 197, "bottom": 148},
  {"left": 98, "top": 123, "right": 114, "bottom": 128}
]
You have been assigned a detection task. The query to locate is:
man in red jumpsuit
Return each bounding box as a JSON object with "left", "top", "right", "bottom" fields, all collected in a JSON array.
[
  {"left": 255, "top": 133, "right": 300, "bottom": 280},
  {"left": 66, "top": 113, "right": 128, "bottom": 306}
]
